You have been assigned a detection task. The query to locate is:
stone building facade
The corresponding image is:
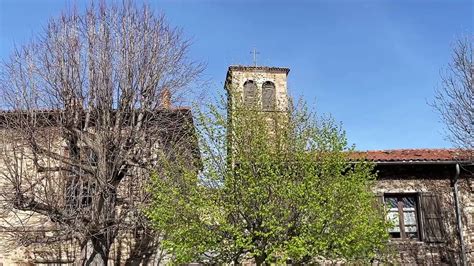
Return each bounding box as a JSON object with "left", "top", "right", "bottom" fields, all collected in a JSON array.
[
  {"left": 354, "top": 149, "right": 474, "bottom": 265},
  {"left": 225, "top": 65, "right": 473, "bottom": 265},
  {"left": 0, "top": 108, "right": 199, "bottom": 265},
  {"left": 0, "top": 65, "right": 472, "bottom": 264},
  {"left": 225, "top": 65, "right": 289, "bottom": 112}
]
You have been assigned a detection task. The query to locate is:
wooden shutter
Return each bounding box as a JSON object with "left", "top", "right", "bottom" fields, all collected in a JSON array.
[
  {"left": 375, "top": 193, "right": 384, "bottom": 207},
  {"left": 262, "top": 81, "right": 276, "bottom": 110},
  {"left": 420, "top": 192, "right": 446, "bottom": 243},
  {"left": 372, "top": 193, "right": 385, "bottom": 216},
  {"left": 244, "top": 81, "right": 257, "bottom": 107}
]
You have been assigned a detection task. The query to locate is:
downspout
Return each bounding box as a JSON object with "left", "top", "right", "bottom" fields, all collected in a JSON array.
[{"left": 453, "top": 163, "right": 467, "bottom": 266}]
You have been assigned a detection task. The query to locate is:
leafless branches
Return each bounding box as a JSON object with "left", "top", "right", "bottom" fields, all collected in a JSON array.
[
  {"left": 433, "top": 36, "right": 473, "bottom": 153},
  {"left": 0, "top": 1, "right": 202, "bottom": 264}
]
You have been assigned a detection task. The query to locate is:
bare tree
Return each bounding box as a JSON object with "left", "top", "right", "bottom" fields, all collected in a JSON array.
[
  {"left": 0, "top": 1, "right": 202, "bottom": 265},
  {"left": 433, "top": 36, "right": 473, "bottom": 152}
]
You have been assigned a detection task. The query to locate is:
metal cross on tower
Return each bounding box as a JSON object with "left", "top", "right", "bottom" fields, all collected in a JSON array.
[{"left": 251, "top": 48, "right": 260, "bottom": 67}]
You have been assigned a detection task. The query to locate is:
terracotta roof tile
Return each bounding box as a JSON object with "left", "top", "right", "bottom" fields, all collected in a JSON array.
[
  {"left": 349, "top": 149, "right": 473, "bottom": 163},
  {"left": 228, "top": 65, "right": 290, "bottom": 74}
]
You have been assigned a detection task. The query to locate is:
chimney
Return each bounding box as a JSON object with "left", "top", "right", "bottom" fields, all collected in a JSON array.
[{"left": 160, "top": 88, "right": 171, "bottom": 109}]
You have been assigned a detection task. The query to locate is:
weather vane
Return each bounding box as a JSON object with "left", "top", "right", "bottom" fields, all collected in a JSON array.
[{"left": 251, "top": 48, "right": 260, "bottom": 67}]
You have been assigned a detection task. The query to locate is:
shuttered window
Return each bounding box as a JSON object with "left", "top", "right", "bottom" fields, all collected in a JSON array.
[
  {"left": 262, "top": 81, "right": 276, "bottom": 111},
  {"left": 243, "top": 80, "right": 258, "bottom": 107},
  {"left": 63, "top": 146, "right": 95, "bottom": 209},
  {"left": 382, "top": 193, "right": 447, "bottom": 243}
]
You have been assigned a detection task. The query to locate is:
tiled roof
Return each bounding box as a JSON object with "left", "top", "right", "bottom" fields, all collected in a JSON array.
[{"left": 349, "top": 149, "right": 473, "bottom": 163}]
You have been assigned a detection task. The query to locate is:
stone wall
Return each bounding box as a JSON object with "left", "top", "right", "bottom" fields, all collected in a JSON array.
[
  {"left": 373, "top": 163, "right": 473, "bottom": 265},
  {"left": 462, "top": 176, "right": 474, "bottom": 264},
  {"left": 225, "top": 66, "right": 289, "bottom": 112}
]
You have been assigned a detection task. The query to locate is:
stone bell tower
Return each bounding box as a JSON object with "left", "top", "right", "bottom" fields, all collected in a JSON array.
[
  {"left": 224, "top": 65, "right": 290, "bottom": 164},
  {"left": 224, "top": 65, "right": 290, "bottom": 112}
]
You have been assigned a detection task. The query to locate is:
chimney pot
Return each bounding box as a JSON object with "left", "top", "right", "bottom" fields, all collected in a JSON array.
[{"left": 160, "top": 88, "right": 171, "bottom": 109}]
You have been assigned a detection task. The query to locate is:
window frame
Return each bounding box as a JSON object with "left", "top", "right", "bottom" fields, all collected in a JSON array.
[
  {"left": 62, "top": 145, "right": 95, "bottom": 209},
  {"left": 384, "top": 193, "right": 421, "bottom": 241},
  {"left": 243, "top": 80, "right": 258, "bottom": 108},
  {"left": 262, "top": 81, "right": 276, "bottom": 111}
]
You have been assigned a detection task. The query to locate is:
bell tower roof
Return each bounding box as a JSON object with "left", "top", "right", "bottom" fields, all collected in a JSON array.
[{"left": 227, "top": 65, "right": 290, "bottom": 77}]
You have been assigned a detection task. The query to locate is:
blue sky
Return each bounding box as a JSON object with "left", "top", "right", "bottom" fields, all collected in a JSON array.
[{"left": 0, "top": 0, "right": 472, "bottom": 150}]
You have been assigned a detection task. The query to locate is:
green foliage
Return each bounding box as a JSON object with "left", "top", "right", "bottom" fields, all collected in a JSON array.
[{"left": 147, "top": 97, "right": 390, "bottom": 264}]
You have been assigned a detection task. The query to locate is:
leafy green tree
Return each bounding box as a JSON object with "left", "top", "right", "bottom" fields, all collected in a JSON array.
[{"left": 147, "top": 98, "right": 390, "bottom": 264}]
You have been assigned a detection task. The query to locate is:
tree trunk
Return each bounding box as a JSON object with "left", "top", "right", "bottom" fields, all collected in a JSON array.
[
  {"left": 255, "top": 254, "right": 267, "bottom": 266},
  {"left": 124, "top": 229, "right": 156, "bottom": 266},
  {"left": 76, "top": 238, "right": 110, "bottom": 266}
]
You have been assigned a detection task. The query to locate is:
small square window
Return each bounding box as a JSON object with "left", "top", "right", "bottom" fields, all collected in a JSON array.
[{"left": 384, "top": 194, "right": 420, "bottom": 240}]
